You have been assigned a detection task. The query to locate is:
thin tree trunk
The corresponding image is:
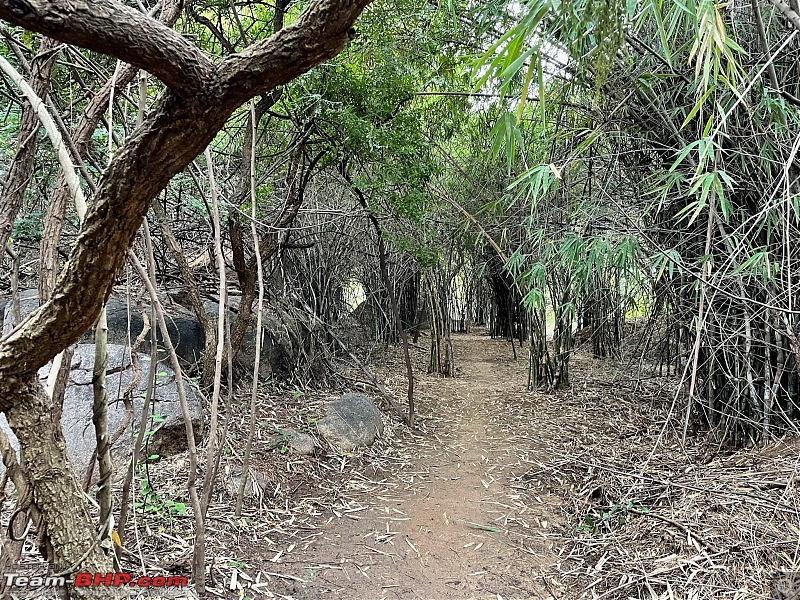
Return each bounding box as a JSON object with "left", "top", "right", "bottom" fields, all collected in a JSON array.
[
  {"left": 91, "top": 308, "right": 113, "bottom": 537},
  {"left": 0, "top": 37, "right": 59, "bottom": 251},
  {"left": 129, "top": 249, "right": 204, "bottom": 593},
  {"left": 343, "top": 165, "right": 415, "bottom": 426},
  {"left": 90, "top": 58, "right": 125, "bottom": 546},
  {"left": 237, "top": 101, "right": 266, "bottom": 515},
  {"left": 116, "top": 273, "right": 157, "bottom": 545},
  {"left": 118, "top": 70, "right": 156, "bottom": 545},
  {"left": 151, "top": 199, "right": 217, "bottom": 385},
  {"left": 200, "top": 146, "right": 226, "bottom": 520}
]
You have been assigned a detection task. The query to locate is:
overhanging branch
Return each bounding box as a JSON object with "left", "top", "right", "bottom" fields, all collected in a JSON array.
[
  {"left": 218, "top": 0, "right": 372, "bottom": 103},
  {"left": 0, "top": 0, "right": 214, "bottom": 94}
]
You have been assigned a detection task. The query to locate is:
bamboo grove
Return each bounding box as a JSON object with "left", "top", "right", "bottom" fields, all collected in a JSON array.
[{"left": 471, "top": 0, "right": 800, "bottom": 445}]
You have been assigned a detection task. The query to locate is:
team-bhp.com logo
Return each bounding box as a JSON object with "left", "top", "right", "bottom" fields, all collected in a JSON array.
[{"left": 5, "top": 573, "right": 188, "bottom": 589}]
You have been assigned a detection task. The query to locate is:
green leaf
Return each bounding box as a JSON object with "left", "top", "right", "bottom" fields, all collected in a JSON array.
[
  {"left": 490, "top": 112, "right": 524, "bottom": 174},
  {"left": 681, "top": 85, "right": 714, "bottom": 129},
  {"left": 467, "top": 521, "right": 501, "bottom": 533},
  {"left": 669, "top": 139, "right": 703, "bottom": 173},
  {"left": 649, "top": 0, "right": 673, "bottom": 68}
]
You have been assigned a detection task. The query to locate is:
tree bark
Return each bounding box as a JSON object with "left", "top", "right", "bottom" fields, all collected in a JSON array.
[
  {"left": 39, "top": 0, "right": 182, "bottom": 301},
  {"left": 0, "top": 0, "right": 213, "bottom": 95},
  {"left": 0, "top": 36, "right": 58, "bottom": 252},
  {"left": 2, "top": 377, "right": 121, "bottom": 598}
]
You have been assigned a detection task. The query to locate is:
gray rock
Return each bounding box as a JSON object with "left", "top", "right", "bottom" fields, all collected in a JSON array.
[
  {"left": 3, "top": 290, "right": 310, "bottom": 381},
  {"left": 225, "top": 467, "right": 267, "bottom": 498},
  {"left": 317, "top": 393, "right": 384, "bottom": 452},
  {"left": 202, "top": 298, "right": 302, "bottom": 379},
  {"left": 1, "top": 288, "right": 38, "bottom": 336},
  {"left": 0, "top": 344, "right": 204, "bottom": 475},
  {"left": 98, "top": 299, "right": 205, "bottom": 367},
  {"left": 201, "top": 295, "right": 241, "bottom": 316},
  {"left": 2, "top": 291, "right": 205, "bottom": 367},
  {"left": 287, "top": 430, "right": 317, "bottom": 456}
]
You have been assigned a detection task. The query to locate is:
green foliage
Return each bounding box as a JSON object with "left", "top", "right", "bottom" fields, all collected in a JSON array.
[
  {"left": 268, "top": 0, "right": 477, "bottom": 275},
  {"left": 491, "top": 112, "right": 524, "bottom": 174},
  {"left": 134, "top": 468, "right": 187, "bottom": 518},
  {"left": 300, "top": 51, "right": 440, "bottom": 223},
  {"left": 652, "top": 248, "right": 683, "bottom": 282},
  {"left": 477, "top": 0, "right": 629, "bottom": 100},
  {"left": 578, "top": 500, "right": 649, "bottom": 535},
  {"left": 143, "top": 413, "right": 166, "bottom": 440},
  {"left": 11, "top": 212, "right": 43, "bottom": 242},
  {"left": 0, "top": 108, "right": 20, "bottom": 159}
]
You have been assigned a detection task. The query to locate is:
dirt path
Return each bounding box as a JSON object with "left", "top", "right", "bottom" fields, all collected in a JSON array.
[
  {"left": 274, "top": 334, "right": 557, "bottom": 599},
  {"left": 216, "top": 329, "right": 800, "bottom": 600}
]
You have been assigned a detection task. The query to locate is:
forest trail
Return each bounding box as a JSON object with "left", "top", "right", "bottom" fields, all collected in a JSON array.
[{"left": 271, "top": 333, "right": 558, "bottom": 599}]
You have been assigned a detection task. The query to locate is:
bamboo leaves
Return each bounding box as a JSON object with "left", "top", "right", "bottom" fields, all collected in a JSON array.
[
  {"left": 642, "top": 0, "right": 673, "bottom": 68},
  {"left": 688, "top": 0, "right": 744, "bottom": 99},
  {"left": 467, "top": 0, "right": 800, "bottom": 439},
  {"left": 652, "top": 248, "right": 683, "bottom": 282},
  {"left": 475, "top": 0, "right": 551, "bottom": 95},
  {"left": 511, "top": 163, "right": 558, "bottom": 209},
  {"left": 491, "top": 111, "right": 526, "bottom": 174}
]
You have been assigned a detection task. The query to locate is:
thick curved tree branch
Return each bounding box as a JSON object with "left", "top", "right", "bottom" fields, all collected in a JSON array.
[
  {"left": 218, "top": 0, "right": 365, "bottom": 102},
  {"left": 0, "top": 1, "right": 373, "bottom": 589},
  {"left": 0, "top": 0, "right": 374, "bottom": 404},
  {"left": 0, "top": 0, "right": 214, "bottom": 94}
]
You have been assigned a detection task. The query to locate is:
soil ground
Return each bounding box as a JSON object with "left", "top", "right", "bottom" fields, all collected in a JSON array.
[
  {"left": 267, "top": 333, "right": 556, "bottom": 599},
  {"left": 216, "top": 330, "right": 800, "bottom": 600}
]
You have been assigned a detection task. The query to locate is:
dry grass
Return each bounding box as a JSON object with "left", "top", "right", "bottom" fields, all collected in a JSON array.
[{"left": 504, "top": 353, "right": 800, "bottom": 599}]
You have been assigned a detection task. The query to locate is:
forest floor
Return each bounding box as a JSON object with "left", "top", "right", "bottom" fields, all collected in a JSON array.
[
  {"left": 161, "top": 329, "right": 799, "bottom": 600},
  {"left": 254, "top": 332, "right": 561, "bottom": 600},
  {"left": 11, "top": 330, "right": 800, "bottom": 599}
]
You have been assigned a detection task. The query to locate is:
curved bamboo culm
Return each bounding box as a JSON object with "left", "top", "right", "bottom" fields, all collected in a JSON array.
[
  {"left": 0, "top": 55, "right": 86, "bottom": 213},
  {"left": 0, "top": 53, "right": 89, "bottom": 399}
]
